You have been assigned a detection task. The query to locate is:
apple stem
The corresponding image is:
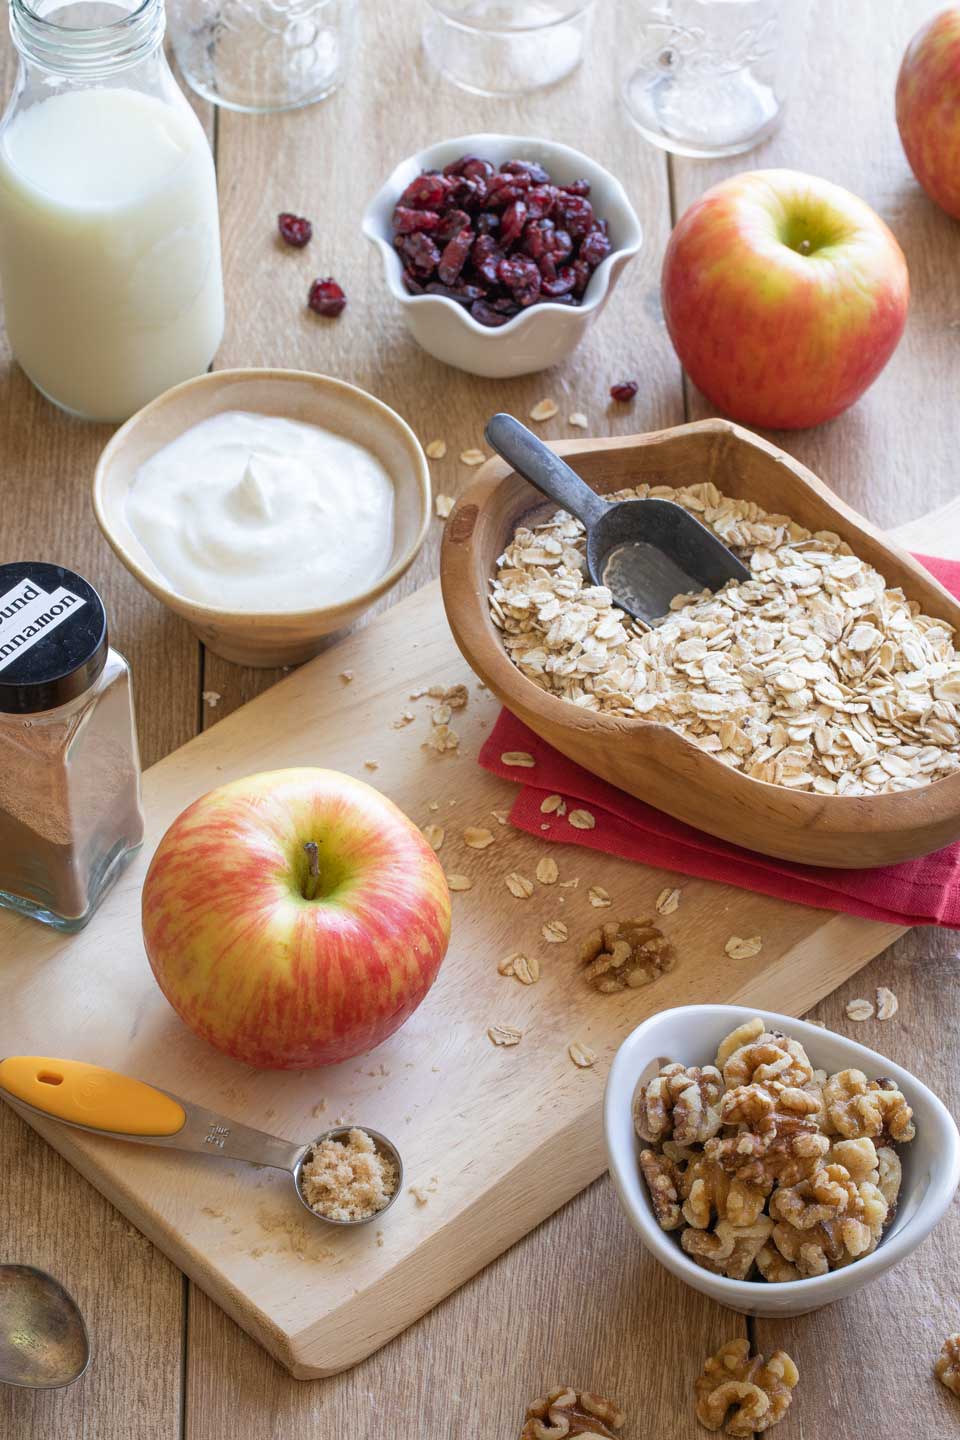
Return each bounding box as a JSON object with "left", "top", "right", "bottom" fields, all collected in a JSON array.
[
  {"left": 798, "top": 237, "right": 812, "bottom": 255},
  {"left": 303, "top": 841, "right": 320, "bottom": 901}
]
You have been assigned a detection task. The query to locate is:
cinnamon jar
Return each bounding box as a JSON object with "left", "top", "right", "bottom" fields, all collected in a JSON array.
[{"left": 0, "top": 562, "right": 144, "bottom": 931}]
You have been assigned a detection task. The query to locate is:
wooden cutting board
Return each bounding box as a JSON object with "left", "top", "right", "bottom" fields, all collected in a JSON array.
[{"left": 0, "top": 499, "right": 954, "bottom": 1379}]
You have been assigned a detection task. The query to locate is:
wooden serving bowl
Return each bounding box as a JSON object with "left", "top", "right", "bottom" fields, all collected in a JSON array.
[{"left": 440, "top": 418, "right": 960, "bottom": 868}]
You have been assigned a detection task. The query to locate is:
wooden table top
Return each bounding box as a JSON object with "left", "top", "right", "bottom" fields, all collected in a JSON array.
[{"left": 3, "top": 1, "right": 959, "bottom": 1435}]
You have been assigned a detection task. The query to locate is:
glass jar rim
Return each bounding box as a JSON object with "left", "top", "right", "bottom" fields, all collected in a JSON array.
[
  {"left": 10, "top": 0, "right": 165, "bottom": 73},
  {"left": 424, "top": 0, "right": 594, "bottom": 34}
]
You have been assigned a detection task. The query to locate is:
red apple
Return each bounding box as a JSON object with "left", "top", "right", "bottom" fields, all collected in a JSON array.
[
  {"left": 896, "top": 8, "right": 960, "bottom": 218},
  {"left": 142, "top": 768, "right": 451, "bottom": 1069},
  {"left": 661, "top": 169, "right": 909, "bottom": 430}
]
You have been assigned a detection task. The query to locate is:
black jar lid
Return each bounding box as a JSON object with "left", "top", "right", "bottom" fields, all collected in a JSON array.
[{"left": 0, "top": 562, "right": 108, "bottom": 714}]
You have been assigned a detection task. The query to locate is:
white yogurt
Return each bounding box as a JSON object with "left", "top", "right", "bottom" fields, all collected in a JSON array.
[
  {"left": 125, "top": 411, "right": 397, "bottom": 612},
  {"left": 0, "top": 86, "right": 224, "bottom": 422}
]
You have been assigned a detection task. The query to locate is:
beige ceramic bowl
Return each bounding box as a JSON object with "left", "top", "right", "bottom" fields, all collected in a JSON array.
[{"left": 93, "top": 369, "right": 431, "bottom": 668}]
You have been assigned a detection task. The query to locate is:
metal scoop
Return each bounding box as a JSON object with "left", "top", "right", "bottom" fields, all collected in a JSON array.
[
  {"left": 0, "top": 1265, "right": 90, "bottom": 1390},
  {"left": 0, "top": 1057, "right": 403, "bottom": 1230},
  {"left": 485, "top": 413, "right": 750, "bottom": 625}
]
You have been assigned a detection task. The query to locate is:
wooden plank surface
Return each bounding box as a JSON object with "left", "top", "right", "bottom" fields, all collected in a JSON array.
[{"left": 1, "top": 0, "right": 959, "bottom": 1435}]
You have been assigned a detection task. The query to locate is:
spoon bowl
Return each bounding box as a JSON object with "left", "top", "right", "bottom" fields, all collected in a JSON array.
[{"left": 0, "top": 1265, "right": 90, "bottom": 1390}]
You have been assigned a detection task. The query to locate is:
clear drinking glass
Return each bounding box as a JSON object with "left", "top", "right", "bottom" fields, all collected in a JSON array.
[
  {"left": 168, "top": 0, "right": 357, "bottom": 113},
  {"left": 422, "top": 0, "right": 595, "bottom": 97},
  {"left": 617, "top": 0, "right": 810, "bottom": 158}
]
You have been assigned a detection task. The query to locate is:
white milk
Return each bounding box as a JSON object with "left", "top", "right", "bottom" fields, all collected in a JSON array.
[{"left": 0, "top": 85, "right": 224, "bottom": 421}]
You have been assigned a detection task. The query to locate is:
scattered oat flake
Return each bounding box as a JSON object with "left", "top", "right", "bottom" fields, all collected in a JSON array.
[
  {"left": 559, "top": 877, "right": 580, "bottom": 890},
  {"left": 464, "top": 826, "right": 495, "bottom": 849},
  {"left": 876, "top": 986, "right": 899, "bottom": 1020},
  {"left": 425, "top": 439, "right": 447, "bottom": 460},
  {"left": 530, "top": 398, "right": 559, "bottom": 422},
  {"left": 542, "top": 919, "right": 569, "bottom": 943},
  {"left": 409, "top": 1185, "right": 430, "bottom": 1206},
  {"left": 363, "top": 760, "right": 379, "bottom": 771},
  {"left": 568, "top": 1041, "right": 597, "bottom": 1069},
  {"left": 339, "top": 670, "right": 353, "bottom": 683},
  {"left": 446, "top": 873, "right": 473, "bottom": 892},
  {"left": 422, "top": 824, "right": 445, "bottom": 851},
  {"left": 202, "top": 690, "right": 221, "bottom": 708},
  {"left": 568, "top": 808, "right": 596, "bottom": 830},
  {"left": 501, "top": 750, "right": 536, "bottom": 768},
  {"left": 431, "top": 703, "right": 452, "bottom": 725},
  {"left": 491, "top": 808, "right": 510, "bottom": 825},
  {"left": 425, "top": 724, "right": 460, "bottom": 754},
  {"left": 498, "top": 952, "right": 540, "bottom": 985},
  {"left": 568, "top": 412, "right": 589, "bottom": 429},
  {"left": 846, "top": 997, "right": 875, "bottom": 1022},
  {"left": 434, "top": 493, "right": 455, "bottom": 519},
  {"left": 724, "top": 934, "right": 762, "bottom": 960},
  {"left": 540, "top": 793, "right": 564, "bottom": 814},
  {"left": 655, "top": 886, "right": 682, "bottom": 916},
  {"left": 536, "top": 855, "right": 559, "bottom": 885},
  {"left": 392, "top": 711, "right": 415, "bottom": 728},
  {"left": 505, "top": 871, "right": 534, "bottom": 899},
  {"left": 488, "top": 1023, "right": 523, "bottom": 1047},
  {"left": 460, "top": 448, "right": 486, "bottom": 466},
  {"left": 588, "top": 885, "right": 611, "bottom": 908}
]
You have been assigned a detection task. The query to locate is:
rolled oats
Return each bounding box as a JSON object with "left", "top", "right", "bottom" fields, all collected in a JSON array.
[
  {"left": 540, "top": 793, "right": 564, "bottom": 813},
  {"left": 568, "top": 808, "right": 596, "bottom": 830},
  {"left": 445, "top": 873, "right": 472, "bottom": 891},
  {"left": 498, "top": 952, "right": 540, "bottom": 986},
  {"left": 530, "top": 398, "right": 559, "bottom": 422},
  {"left": 568, "top": 1040, "right": 597, "bottom": 1068},
  {"left": 501, "top": 750, "right": 536, "bottom": 768},
  {"left": 588, "top": 885, "right": 612, "bottom": 908},
  {"left": 724, "top": 935, "right": 763, "bottom": 961},
  {"left": 568, "top": 412, "right": 589, "bottom": 429},
  {"left": 536, "top": 855, "right": 559, "bottom": 884},
  {"left": 655, "top": 886, "right": 682, "bottom": 915},
  {"left": 488, "top": 1024, "right": 523, "bottom": 1047},
  {"left": 541, "top": 919, "right": 569, "bottom": 943},
  {"left": 505, "top": 871, "right": 535, "bottom": 899},
  {"left": 460, "top": 448, "right": 487, "bottom": 466},
  {"left": 876, "top": 986, "right": 899, "bottom": 1020},
  {"left": 490, "top": 482, "right": 960, "bottom": 797},
  {"left": 463, "top": 827, "right": 495, "bottom": 849},
  {"left": 425, "top": 439, "right": 447, "bottom": 460},
  {"left": 421, "top": 823, "right": 445, "bottom": 850},
  {"left": 845, "top": 997, "right": 875, "bottom": 1022},
  {"left": 434, "top": 493, "right": 454, "bottom": 519}
]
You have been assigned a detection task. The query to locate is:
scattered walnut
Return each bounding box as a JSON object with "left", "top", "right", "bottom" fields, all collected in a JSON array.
[
  {"left": 639, "top": 1148, "right": 684, "bottom": 1230},
  {"left": 446, "top": 873, "right": 472, "bottom": 892},
  {"left": 540, "top": 793, "right": 564, "bottom": 813},
  {"left": 655, "top": 886, "right": 682, "bottom": 915},
  {"left": 520, "top": 1388, "right": 625, "bottom": 1440},
  {"left": 568, "top": 808, "right": 596, "bottom": 830},
  {"left": 694, "top": 1339, "right": 798, "bottom": 1435},
  {"left": 501, "top": 750, "right": 536, "bottom": 768},
  {"left": 422, "top": 824, "right": 445, "bottom": 851},
  {"left": 536, "top": 855, "right": 559, "bottom": 885},
  {"left": 569, "top": 1041, "right": 597, "bottom": 1069},
  {"left": 634, "top": 1061, "right": 724, "bottom": 1146},
  {"left": 499, "top": 952, "right": 540, "bottom": 986},
  {"left": 579, "top": 917, "right": 674, "bottom": 993},
  {"left": 724, "top": 935, "right": 762, "bottom": 961},
  {"left": 876, "top": 986, "right": 899, "bottom": 1020},
  {"left": 845, "top": 997, "right": 875, "bottom": 1022},
  {"left": 505, "top": 871, "right": 535, "bottom": 899},
  {"left": 530, "top": 398, "right": 559, "bottom": 422},
  {"left": 425, "top": 438, "right": 447, "bottom": 459},
  {"left": 823, "top": 1068, "right": 915, "bottom": 1142},
  {"left": 588, "top": 886, "right": 612, "bottom": 908},
  {"left": 542, "top": 919, "right": 569, "bottom": 943},
  {"left": 936, "top": 1335, "right": 960, "bottom": 1397},
  {"left": 434, "top": 493, "right": 454, "bottom": 519},
  {"left": 460, "top": 448, "right": 486, "bottom": 465},
  {"left": 488, "top": 1024, "right": 523, "bottom": 1047},
  {"left": 464, "top": 826, "right": 495, "bottom": 849}
]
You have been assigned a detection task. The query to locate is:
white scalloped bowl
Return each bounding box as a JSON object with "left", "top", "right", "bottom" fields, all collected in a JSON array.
[
  {"left": 604, "top": 1004, "right": 960, "bottom": 1318},
  {"left": 362, "top": 132, "right": 643, "bottom": 378}
]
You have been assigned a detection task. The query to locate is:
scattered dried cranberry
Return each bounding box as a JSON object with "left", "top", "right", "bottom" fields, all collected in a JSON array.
[
  {"left": 610, "top": 379, "right": 638, "bottom": 403},
  {"left": 307, "top": 277, "right": 347, "bottom": 317},
  {"left": 278, "top": 212, "right": 312, "bottom": 247},
  {"left": 390, "top": 155, "right": 614, "bottom": 326}
]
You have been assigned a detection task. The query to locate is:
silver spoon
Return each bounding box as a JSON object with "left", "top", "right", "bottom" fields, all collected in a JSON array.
[
  {"left": 0, "top": 1265, "right": 90, "bottom": 1390},
  {"left": 485, "top": 413, "right": 750, "bottom": 626},
  {"left": 0, "top": 1057, "right": 403, "bottom": 1230}
]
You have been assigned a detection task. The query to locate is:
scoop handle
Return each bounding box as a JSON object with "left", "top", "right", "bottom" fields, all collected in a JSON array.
[
  {"left": 484, "top": 413, "right": 608, "bottom": 529},
  {"left": 0, "top": 1056, "right": 301, "bottom": 1171}
]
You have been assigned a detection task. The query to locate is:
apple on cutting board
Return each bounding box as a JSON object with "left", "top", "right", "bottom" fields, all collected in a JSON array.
[
  {"left": 142, "top": 768, "right": 451, "bottom": 1069},
  {"left": 661, "top": 169, "right": 909, "bottom": 430},
  {"left": 897, "top": 7, "right": 960, "bottom": 219}
]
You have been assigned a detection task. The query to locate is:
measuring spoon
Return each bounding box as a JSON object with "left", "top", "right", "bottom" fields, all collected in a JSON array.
[
  {"left": 484, "top": 413, "right": 751, "bottom": 626},
  {"left": 0, "top": 1265, "right": 90, "bottom": 1390},
  {"left": 0, "top": 1057, "right": 403, "bottom": 1229}
]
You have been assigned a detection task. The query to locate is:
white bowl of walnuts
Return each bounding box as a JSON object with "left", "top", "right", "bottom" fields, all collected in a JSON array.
[{"left": 604, "top": 1004, "right": 960, "bottom": 1317}]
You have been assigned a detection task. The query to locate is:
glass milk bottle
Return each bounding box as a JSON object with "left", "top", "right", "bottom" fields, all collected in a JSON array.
[{"left": 0, "top": 0, "right": 225, "bottom": 422}]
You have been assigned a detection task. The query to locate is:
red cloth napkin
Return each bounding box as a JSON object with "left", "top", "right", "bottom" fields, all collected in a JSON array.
[{"left": 478, "top": 554, "right": 960, "bottom": 930}]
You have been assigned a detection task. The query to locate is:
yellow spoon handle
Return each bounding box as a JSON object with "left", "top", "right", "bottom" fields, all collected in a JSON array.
[{"left": 0, "top": 1057, "right": 186, "bottom": 1137}]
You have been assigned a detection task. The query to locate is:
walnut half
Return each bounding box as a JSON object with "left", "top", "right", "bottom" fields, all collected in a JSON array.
[
  {"left": 935, "top": 1334, "right": 960, "bottom": 1397},
  {"left": 694, "top": 1339, "right": 799, "bottom": 1435},
  {"left": 579, "top": 918, "right": 675, "bottom": 994},
  {"left": 520, "top": 1388, "right": 625, "bottom": 1439}
]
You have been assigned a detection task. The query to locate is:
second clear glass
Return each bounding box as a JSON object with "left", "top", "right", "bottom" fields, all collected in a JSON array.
[
  {"left": 617, "top": 0, "right": 811, "bottom": 159},
  {"left": 422, "top": 0, "right": 595, "bottom": 97}
]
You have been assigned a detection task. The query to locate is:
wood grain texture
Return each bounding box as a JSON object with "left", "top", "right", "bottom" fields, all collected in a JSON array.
[{"left": 0, "top": 0, "right": 957, "bottom": 1434}]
